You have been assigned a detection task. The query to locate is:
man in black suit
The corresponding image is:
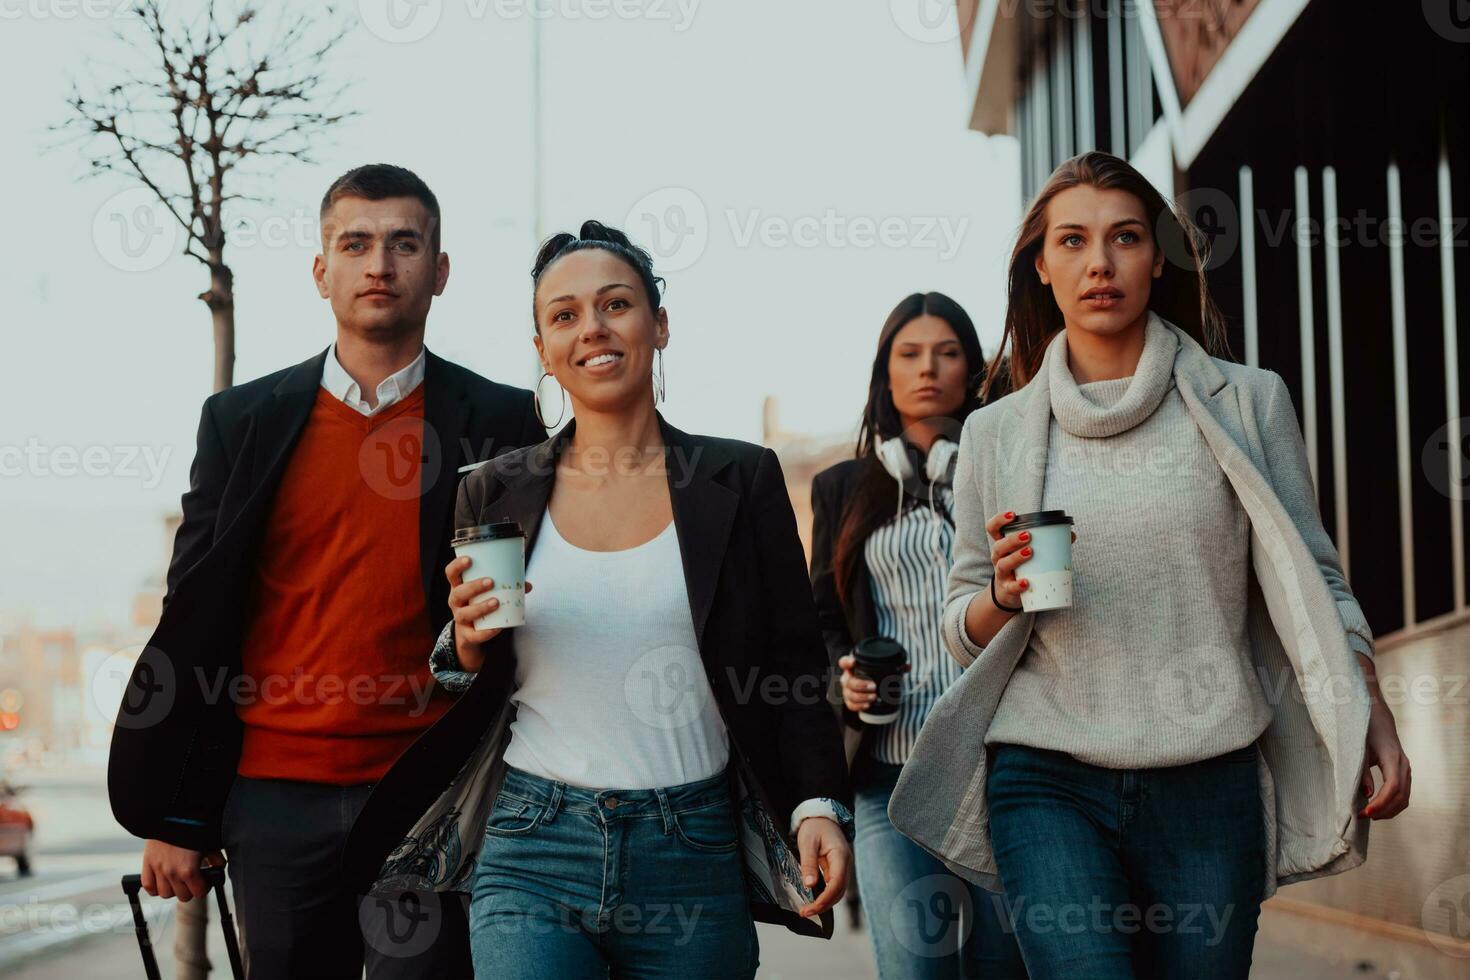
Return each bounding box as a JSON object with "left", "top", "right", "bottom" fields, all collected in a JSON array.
[{"left": 108, "top": 164, "right": 543, "bottom": 978}]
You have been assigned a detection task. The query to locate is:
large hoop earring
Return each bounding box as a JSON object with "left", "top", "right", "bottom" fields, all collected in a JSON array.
[
  {"left": 653, "top": 349, "right": 667, "bottom": 403},
  {"left": 534, "top": 371, "right": 566, "bottom": 429}
]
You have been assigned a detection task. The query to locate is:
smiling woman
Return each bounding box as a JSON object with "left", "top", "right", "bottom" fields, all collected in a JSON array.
[
  {"left": 345, "top": 220, "right": 856, "bottom": 980},
  {"left": 530, "top": 220, "right": 669, "bottom": 422}
]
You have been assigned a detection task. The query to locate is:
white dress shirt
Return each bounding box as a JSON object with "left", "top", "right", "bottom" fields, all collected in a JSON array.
[{"left": 320, "top": 343, "right": 426, "bottom": 416}]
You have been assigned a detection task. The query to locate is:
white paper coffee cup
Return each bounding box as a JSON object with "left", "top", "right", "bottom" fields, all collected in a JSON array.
[
  {"left": 451, "top": 522, "right": 527, "bottom": 630},
  {"left": 1001, "top": 510, "right": 1075, "bottom": 612}
]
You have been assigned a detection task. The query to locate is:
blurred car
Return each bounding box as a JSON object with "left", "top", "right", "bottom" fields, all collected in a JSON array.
[{"left": 0, "top": 777, "right": 34, "bottom": 876}]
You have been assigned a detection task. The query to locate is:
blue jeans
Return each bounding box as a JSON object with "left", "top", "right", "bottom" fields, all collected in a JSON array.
[
  {"left": 985, "top": 743, "right": 1266, "bottom": 979},
  {"left": 854, "top": 759, "right": 1028, "bottom": 979},
  {"left": 468, "top": 764, "right": 759, "bottom": 979}
]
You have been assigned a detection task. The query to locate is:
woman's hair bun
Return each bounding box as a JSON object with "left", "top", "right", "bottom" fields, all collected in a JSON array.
[{"left": 575, "top": 220, "right": 633, "bottom": 247}]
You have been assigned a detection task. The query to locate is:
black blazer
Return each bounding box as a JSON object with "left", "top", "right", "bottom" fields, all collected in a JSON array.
[
  {"left": 342, "top": 414, "right": 852, "bottom": 935},
  {"left": 811, "top": 454, "right": 961, "bottom": 775},
  {"left": 809, "top": 458, "right": 879, "bottom": 756},
  {"left": 107, "top": 347, "right": 543, "bottom": 852}
]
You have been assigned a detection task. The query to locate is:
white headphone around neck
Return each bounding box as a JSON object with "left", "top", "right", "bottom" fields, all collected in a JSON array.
[
  {"left": 875, "top": 436, "right": 957, "bottom": 485},
  {"left": 873, "top": 435, "right": 956, "bottom": 537}
]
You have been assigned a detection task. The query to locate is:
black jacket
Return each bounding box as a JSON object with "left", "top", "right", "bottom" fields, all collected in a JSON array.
[
  {"left": 809, "top": 458, "right": 879, "bottom": 759},
  {"left": 107, "top": 347, "right": 543, "bottom": 852},
  {"left": 341, "top": 414, "right": 852, "bottom": 936},
  {"left": 811, "top": 454, "right": 960, "bottom": 775}
]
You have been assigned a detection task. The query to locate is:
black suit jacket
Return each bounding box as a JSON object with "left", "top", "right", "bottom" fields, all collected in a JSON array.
[
  {"left": 809, "top": 457, "right": 885, "bottom": 769},
  {"left": 342, "top": 414, "right": 852, "bottom": 934},
  {"left": 108, "top": 347, "right": 543, "bottom": 852}
]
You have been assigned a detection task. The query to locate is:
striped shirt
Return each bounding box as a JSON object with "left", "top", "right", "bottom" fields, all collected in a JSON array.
[{"left": 863, "top": 485, "right": 963, "bottom": 764}]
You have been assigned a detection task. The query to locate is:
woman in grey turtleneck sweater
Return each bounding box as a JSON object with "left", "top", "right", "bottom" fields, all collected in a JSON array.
[{"left": 947, "top": 152, "right": 1411, "bottom": 978}]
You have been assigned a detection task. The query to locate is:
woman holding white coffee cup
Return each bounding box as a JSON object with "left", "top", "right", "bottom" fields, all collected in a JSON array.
[
  {"left": 886, "top": 151, "right": 1410, "bottom": 979},
  {"left": 345, "top": 221, "right": 852, "bottom": 979}
]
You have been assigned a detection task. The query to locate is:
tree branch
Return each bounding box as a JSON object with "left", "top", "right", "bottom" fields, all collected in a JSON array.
[{"left": 52, "top": 0, "right": 358, "bottom": 268}]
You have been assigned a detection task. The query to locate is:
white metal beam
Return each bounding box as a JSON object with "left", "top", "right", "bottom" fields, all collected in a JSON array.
[
  {"left": 1294, "top": 165, "right": 1319, "bottom": 491},
  {"left": 1323, "top": 166, "right": 1349, "bottom": 576},
  {"left": 1240, "top": 166, "right": 1259, "bottom": 367},
  {"left": 1439, "top": 128, "right": 1465, "bottom": 610},
  {"left": 1387, "top": 160, "right": 1416, "bottom": 627},
  {"left": 1074, "top": 10, "right": 1094, "bottom": 152}
]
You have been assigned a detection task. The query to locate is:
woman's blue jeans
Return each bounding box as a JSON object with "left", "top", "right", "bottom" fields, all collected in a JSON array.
[
  {"left": 854, "top": 758, "right": 1028, "bottom": 978},
  {"left": 985, "top": 742, "right": 1266, "bottom": 979},
  {"left": 468, "top": 763, "right": 758, "bottom": 979}
]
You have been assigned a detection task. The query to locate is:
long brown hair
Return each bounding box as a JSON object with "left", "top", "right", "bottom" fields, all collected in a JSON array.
[
  {"left": 832, "top": 292, "right": 985, "bottom": 602},
  {"left": 981, "top": 151, "right": 1230, "bottom": 403}
]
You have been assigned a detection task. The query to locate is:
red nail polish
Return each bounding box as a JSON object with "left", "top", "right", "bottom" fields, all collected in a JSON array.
[
  {"left": 1019, "top": 531, "right": 1030, "bottom": 542},
  {"left": 1022, "top": 547, "right": 1032, "bottom": 557},
  {"left": 1005, "top": 511, "right": 1014, "bottom": 519}
]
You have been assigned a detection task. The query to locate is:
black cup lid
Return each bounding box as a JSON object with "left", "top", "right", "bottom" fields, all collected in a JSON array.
[
  {"left": 1000, "top": 510, "right": 1074, "bottom": 533},
  {"left": 452, "top": 521, "right": 525, "bottom": 546},
  {"left": 853, "top": 636, "right": 907, "bottom": 665}
]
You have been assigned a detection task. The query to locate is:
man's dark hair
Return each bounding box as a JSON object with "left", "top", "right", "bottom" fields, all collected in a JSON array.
[{"left": 320, "top": 164, "right": 441, "bottom": 251}]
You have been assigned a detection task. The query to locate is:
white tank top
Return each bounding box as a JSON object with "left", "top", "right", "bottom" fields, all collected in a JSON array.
[{"left": 501, "top": 508, "right": 731, "bottom": 789}]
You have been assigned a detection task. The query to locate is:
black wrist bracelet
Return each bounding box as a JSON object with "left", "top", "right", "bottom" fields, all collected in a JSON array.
[{"left": 991, "top": 576, "right": 1023, "bottom": 613}]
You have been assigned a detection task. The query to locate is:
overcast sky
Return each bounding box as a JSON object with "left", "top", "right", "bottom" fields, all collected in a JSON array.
[{"left": 0, "top": 0, "right": 1020, "bottom": 629}]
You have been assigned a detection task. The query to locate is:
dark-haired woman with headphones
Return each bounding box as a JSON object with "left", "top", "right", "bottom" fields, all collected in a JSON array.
[
  {"left": 345, "top": 221, "right": 853, "bottom": 979},
  {"left": 810, "top": 293, "right": 1027, "bottom": 979}
]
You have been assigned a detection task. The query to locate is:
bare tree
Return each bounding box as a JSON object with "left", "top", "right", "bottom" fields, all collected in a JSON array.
[{"left": 52, "top": 0, "right": 357, "bottom": 392}]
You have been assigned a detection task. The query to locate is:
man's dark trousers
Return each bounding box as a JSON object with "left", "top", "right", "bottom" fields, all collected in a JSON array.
[{"left": 222, "top": 776, "right": 473, "bottom": 979}]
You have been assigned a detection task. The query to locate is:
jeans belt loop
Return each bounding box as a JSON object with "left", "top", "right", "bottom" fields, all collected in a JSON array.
[
  {"left": 655, "top": 786, "right": 674, "bottom": 836},
  {"left": 544, "top": 780, "right": 564, "bottom": 823}
]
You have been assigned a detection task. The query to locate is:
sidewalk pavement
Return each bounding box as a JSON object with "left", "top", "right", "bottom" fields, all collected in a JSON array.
[{"left": 753, "top": 902, "right": 1453, "bottom": 979}]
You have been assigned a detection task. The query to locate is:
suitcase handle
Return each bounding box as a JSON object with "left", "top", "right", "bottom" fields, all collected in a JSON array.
[{"left": 121, "top": 863, "right": 243, "bottom": 980}]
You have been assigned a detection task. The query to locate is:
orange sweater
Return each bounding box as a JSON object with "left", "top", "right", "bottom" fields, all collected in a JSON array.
[{"left": 236, "top": 385, "right": 451, "bottom": 784}]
